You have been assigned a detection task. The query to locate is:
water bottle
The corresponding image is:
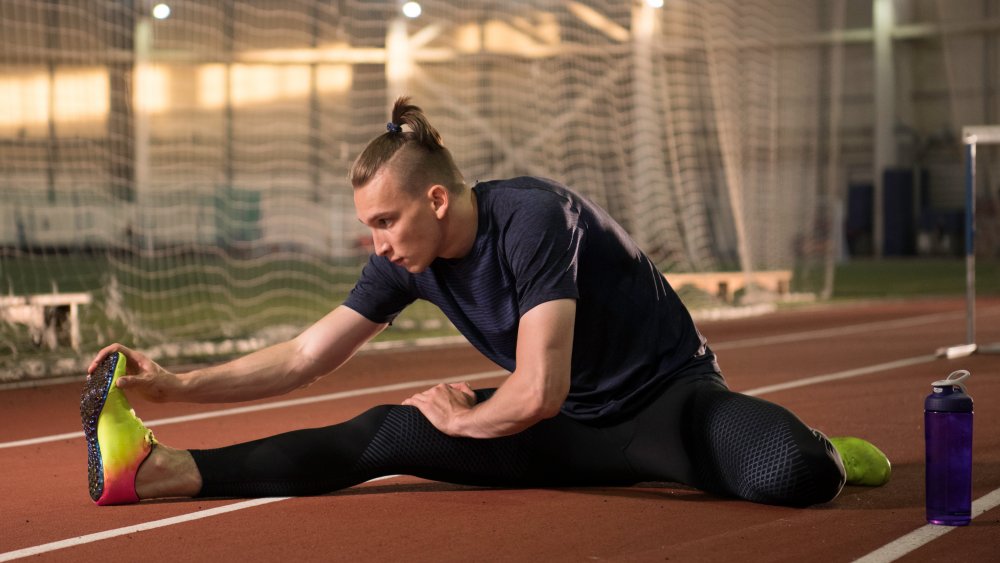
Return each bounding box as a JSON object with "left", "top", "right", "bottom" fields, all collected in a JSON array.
[{"left": 925, "top": 369, "right": 973, "bottom": 526}]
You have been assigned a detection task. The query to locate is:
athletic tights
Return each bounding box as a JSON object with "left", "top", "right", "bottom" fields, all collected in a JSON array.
[{"left": 189, "top": 375, "right": 846, "bottom": 507}]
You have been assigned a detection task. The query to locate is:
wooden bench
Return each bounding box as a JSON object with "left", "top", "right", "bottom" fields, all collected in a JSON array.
[
  {"left": 665, "top": 270, "right": 792, "bottom": 303},
  {"left": 0, "top": 292, "right": 92, "bottom": 351}
]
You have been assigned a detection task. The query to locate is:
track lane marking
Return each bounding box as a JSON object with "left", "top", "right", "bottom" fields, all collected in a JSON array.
[
  {"left": 0, "top": 475, "right": 401, "bottom": 562},
  {"left": 4, "top": 306, "right": 986, "bottom": 450},
  {"left": 0, "top": 370, "right": 509, "bottom": 449},
  {"left": 0, "top": 498, "right": 287, "bottom": 562},
  {"left": 854, "top": 487, "right": 1000, "bottom": 563},
  {"left": 713, "top": 307, "right": 1000, "bottom": 351},
  {"left": 741, "top": 355, "right": 938, "bottom": 396}
]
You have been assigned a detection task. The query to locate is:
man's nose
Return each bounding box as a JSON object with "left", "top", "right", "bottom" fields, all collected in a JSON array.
[{"left": 372, "top": 231, "right": 390, "bottom": 256}]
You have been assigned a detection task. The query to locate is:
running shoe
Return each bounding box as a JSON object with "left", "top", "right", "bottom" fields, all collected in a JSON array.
[
  {"left": 81, "top": 351, "right": 156, "bottom": 505},
  {"left": 830, "top": 436, "right": 891, "bottom": 486}
]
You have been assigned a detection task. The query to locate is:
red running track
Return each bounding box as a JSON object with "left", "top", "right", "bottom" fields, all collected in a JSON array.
[{"left": 1, "top": 297, "right": 999, "bottom": 562}]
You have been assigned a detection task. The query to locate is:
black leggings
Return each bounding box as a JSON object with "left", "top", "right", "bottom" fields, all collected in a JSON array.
[{"left": 189, "top": 376, "right": 845, "bottom": 507}]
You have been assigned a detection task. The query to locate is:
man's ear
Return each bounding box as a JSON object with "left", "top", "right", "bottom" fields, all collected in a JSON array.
[{"left": 427, "top": 185, "right": 449, "bottom": 219}]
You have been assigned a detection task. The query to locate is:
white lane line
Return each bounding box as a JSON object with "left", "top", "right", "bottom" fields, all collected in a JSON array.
[
  {"left": 712, "top": 307, "right": 1000, "bottom": 351},
  {"left": 853, "top": 487, "right": 1000, "bottom": 563},
  {"left": 741, "top": 355, "right": 939, "bottom": 397},
  {"left": 1, "top": 351, "right": 941, "bottom": 451},
  {"left": 0, "top": 475, "right": 402, "bottom": 562},
  {"left": 0, "top": 370, "right": 508, "bottom": 450},
  {"left": 4, "top": 306, "right": 986, "bottom": 451},
  {"left": 0, "top": 498, "right": 287, "bottom": 562}
]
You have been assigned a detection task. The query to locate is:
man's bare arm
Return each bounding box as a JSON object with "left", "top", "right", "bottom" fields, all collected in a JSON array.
[
  {"left": 89, "top": 306, "right": 386, "bottom": 404},
  {"left": 404, "top": 298, "right": 574, "bottom": 438}
]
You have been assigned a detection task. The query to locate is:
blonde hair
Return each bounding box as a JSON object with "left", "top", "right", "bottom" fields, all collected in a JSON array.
[{"left": 348, "top": 96, "right": 463, "bottom": 193}]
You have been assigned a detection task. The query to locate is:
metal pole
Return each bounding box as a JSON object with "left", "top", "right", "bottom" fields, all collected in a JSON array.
[
  {"left": 938, "top": 126, "right": 999, "bottom": 359},
  {"left": 964, "top": 139, "right": 976, "bottom": 345},
  {"left": 630, "top": 1, "right": 673, "bottom": 263},
  {"left": 135, "top": 15, "right": 152, "bottom": 253},
  {"left": 873, "top": 0, "right": 896, "bottom": 259}
]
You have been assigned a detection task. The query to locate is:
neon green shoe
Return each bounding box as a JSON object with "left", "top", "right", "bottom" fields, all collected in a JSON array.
[
  {"left": 81, "top": 351, "right": 157, "bottom": 505},
  {"left": 830, "top": 436, "right": 891, "bottom": 486}
]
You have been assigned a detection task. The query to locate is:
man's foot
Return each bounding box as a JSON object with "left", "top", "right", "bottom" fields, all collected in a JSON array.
[
  {"left": 830, "top": 436, "right": 891, "bottom": 486},
  {"left": 81, "top": 351, "right": 156, "bottom": 505}
]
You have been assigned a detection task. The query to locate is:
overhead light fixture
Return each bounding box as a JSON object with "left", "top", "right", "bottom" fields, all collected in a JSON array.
[
  {"left": 152, "top": 3, "right": 172, "bottom": 19},
  {"left": 402, "top": 1, "right": 422, "bottom": 19}
]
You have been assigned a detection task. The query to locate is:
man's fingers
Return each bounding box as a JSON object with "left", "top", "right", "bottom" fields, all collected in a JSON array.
[
  {"left": 402, "top": 393, "right": 424, "bottom": 406},
  {"left": 116, "top": 374, "right": 151, "bottom": 390},
  {"left": 88, "top": 344, "right": 120, "bottom": 373},
  {"left": 404, "top": 383, "right": 472, "bottom": 407},
  {"left": 87, "top": 343, "right": 133, "bottom": 374},
  {"left": 446, "top": 382, "right": 475, "bottom": 405}
]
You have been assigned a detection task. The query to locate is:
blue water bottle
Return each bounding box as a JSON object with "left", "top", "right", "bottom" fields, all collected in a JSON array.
[{"left": 925, "top": 369, "right": 973, "bottom": 526}]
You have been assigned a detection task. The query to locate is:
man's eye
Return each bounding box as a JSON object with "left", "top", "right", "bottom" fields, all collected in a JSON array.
[{"left": 379, "top": 219, "right": 392, "bottom": 228}]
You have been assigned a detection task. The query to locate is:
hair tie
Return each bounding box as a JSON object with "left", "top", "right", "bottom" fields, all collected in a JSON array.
[{"left": 386, "top": 122, "right": 402, "bottom": 134}]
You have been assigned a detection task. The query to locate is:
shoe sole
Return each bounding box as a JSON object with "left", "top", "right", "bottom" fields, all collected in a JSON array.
[{"left": 81, "top": 352, "right": 121, "bottom": 502}]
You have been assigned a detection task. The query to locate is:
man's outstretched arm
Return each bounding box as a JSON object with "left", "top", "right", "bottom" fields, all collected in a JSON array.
[
  {"left": 403, "top": 298, "right": 574, "bottom": 438},
  {"left": 88, "top": 305, "right": 387, "bottom": 404}
]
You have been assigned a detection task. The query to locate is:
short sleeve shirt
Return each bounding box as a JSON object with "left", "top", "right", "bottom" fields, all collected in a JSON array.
[{"left": 344, "top": 177, "right": 711, "bottom": 422}]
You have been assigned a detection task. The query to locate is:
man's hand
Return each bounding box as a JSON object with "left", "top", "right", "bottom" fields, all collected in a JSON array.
[
  {"left": 402, "top": 299, "right": 575, "bottom": 439},
  {"left": 88, "top": 343, "right": 182, "bottom": 403},
  {"left": 402, "top": 382, "right": 477, "bottom": 436}
]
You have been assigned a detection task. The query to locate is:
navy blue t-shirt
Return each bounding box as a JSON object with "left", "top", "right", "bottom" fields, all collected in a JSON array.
[{"left": 344, "top": 177, "right": 714, "bottom": 422}]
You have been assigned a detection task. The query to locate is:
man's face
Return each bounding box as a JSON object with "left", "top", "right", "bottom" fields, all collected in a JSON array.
[{"left": 354, "top": 168, "right": 444, "bottom": 274}]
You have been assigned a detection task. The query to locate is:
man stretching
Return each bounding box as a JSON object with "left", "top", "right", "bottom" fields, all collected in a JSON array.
[{"left": 82, "top": 97, "right": 889, "bottom": 507}]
